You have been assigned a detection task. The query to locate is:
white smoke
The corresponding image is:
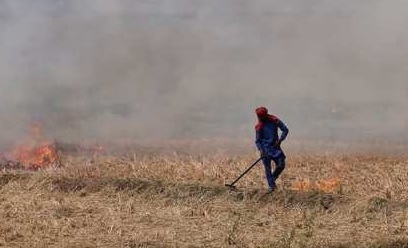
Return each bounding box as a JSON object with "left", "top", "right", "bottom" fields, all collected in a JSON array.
[{"left": 0, "top": 0, "right": 407, "bottom": 147}]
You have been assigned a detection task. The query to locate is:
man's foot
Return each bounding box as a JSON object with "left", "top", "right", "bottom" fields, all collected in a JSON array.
[{"left": 267, "top": 186, "right": 276, "bottom": 193}]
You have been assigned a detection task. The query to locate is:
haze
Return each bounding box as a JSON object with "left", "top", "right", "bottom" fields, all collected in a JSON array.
[{"left": 0, "top": 0, "right": 407, "bottom": 148}]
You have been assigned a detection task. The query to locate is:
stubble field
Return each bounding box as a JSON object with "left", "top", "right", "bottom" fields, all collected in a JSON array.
[{"left": 1, "top": 142, "right": 408, "bottom": 248}]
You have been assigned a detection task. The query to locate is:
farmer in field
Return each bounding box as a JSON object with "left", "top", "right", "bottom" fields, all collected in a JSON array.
[{"left": 255, "top": 106, "right": 289, "bottom": 192}]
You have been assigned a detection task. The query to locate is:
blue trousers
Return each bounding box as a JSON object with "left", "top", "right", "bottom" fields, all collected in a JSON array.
[{"left": 262, "top": 155, "right": 285, "bottom": 189}]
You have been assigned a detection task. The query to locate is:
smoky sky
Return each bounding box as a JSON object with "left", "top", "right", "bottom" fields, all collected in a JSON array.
[{"left": 0, "top": 0, "right": 407, "bottom": 146}]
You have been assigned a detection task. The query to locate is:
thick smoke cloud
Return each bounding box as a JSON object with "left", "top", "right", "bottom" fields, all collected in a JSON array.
[{"left": 0, "top": 0, "right": 407, "bottom": 147}]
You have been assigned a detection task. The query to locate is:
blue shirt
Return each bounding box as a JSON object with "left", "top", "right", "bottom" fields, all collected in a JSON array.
[{"left": 255, "top": 116, "right": 289, "bottom": 158}]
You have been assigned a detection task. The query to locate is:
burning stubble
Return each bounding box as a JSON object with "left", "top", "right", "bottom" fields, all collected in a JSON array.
[{"left": 0, "top": 0, "right": 407, "bottom": 148}]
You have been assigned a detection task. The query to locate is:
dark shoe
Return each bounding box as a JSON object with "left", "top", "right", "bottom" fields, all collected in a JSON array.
[{"left": 267, "top": 186, "right": 276, "bottom": 193}]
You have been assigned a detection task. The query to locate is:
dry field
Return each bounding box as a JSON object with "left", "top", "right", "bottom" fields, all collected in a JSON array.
[{"left": 1, "top": 144, "right": 408, "bottom": 248}]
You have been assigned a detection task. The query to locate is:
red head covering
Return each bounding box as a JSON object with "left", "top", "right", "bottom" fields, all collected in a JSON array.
[
  {"left": 255, "top": 106, "right": 279, "bottom": 131},
  {"left": 255, "top": 106, "right": 268, "bottom": 117}
]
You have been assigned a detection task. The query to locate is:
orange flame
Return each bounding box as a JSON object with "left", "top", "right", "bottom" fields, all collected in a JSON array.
[
  {"left": 315, "top": 178, "right": 341, "bottom": 193},
  {"left": 4, "top": 124, "right": 59, "bottom": 170},
  {"left": 292, "top": 178, "right": 341, "bottom": 193},
  {"left": 292, "top": 180, "right": 314, "bottom": 191},
  {"left": 10, "top": 143, "right": 58, "bottom": 170}
]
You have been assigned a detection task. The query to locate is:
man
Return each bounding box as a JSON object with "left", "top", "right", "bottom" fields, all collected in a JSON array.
[{"left": 255, "top": 106, "right": 289, "bottom": 192}]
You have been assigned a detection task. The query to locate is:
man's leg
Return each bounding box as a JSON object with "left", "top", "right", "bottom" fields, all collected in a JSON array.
[
  {"left": 262, "top": 156, "right": 276, "bottom": 189},
  {"left": 272, "top": 156, "right": 286, "bottom": 181}
]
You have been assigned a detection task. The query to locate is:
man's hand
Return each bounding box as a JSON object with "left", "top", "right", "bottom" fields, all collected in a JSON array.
[
  {"left": 274, "top": 140, "right": 282, "bottom": 148},
  {"left": 260, "top": 150, "right": 266, "bottom": 158}
]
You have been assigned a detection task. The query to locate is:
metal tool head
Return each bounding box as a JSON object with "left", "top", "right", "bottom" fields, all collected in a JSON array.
[{"left": 225, "top": 184, "right": 237, "bottom": 190}]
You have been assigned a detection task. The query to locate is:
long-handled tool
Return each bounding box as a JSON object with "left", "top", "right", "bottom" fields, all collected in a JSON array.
[{"left": 225, "top": 157, "right": 263, "bottom": 189}]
